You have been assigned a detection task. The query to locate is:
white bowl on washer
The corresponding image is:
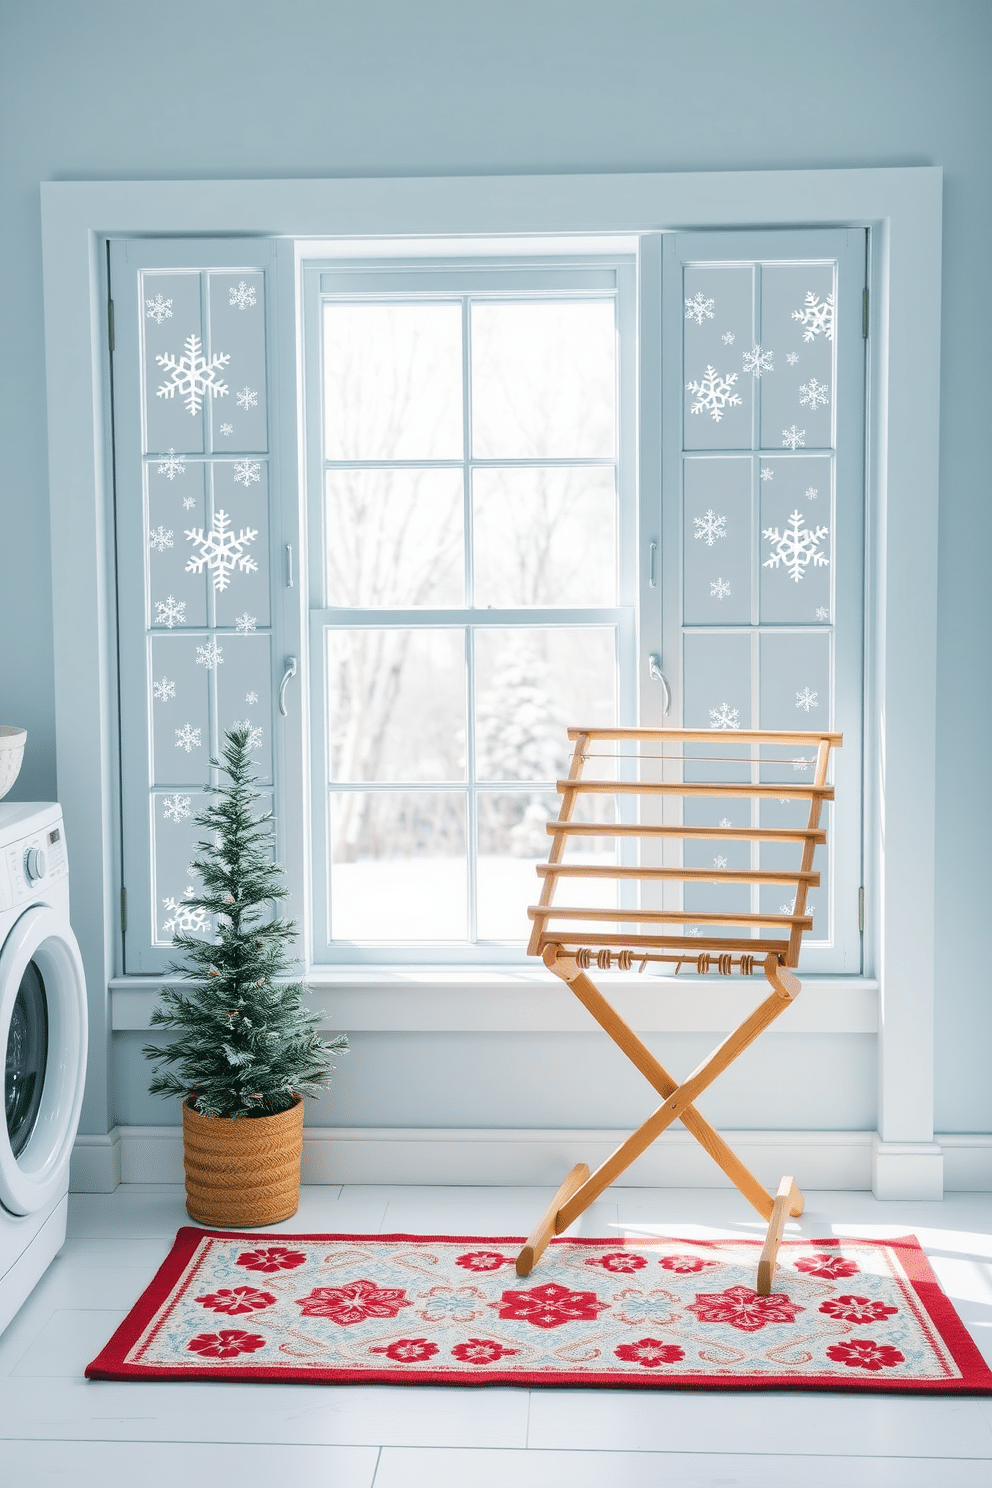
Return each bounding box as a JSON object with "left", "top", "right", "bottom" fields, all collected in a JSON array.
[{"left": 0, "top": 728, "right": 27, "bottom": 800}]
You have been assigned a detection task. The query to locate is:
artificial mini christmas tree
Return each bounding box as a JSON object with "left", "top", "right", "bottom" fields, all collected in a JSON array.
[{"left": 144, "top": 726, "right": 347, "bottom": 1224}]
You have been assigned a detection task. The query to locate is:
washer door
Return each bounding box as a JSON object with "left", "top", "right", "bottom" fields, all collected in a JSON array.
[{"left": 0, "top": 906, "right": 87, "bottom": 1215}]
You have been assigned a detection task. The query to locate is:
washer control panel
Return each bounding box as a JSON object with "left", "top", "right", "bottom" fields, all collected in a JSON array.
[{"left": 0, "top": 817, "right": 68, "bottom": 911}]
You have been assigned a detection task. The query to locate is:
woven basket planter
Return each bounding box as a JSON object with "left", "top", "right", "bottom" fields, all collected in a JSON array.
[{"left": 182, "top": 1097, "right": 304, "bottom": 1228}]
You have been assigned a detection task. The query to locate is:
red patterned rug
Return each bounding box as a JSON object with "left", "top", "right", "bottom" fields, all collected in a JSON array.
[{"left": 86, "top": 1229, "right": 992, "bottom": 1392}]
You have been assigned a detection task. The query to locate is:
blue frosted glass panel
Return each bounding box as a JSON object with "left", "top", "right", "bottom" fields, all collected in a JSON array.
[
  {"left": 141, "top": 272, "right": 208, "bottom": 456},
  {"left": 683, "top": 631, "right": 752, "bottom": 736},
  {"left": 151, "top": 789, "right": 212, "bottom": 946},
  {"left": 209, "top": 461, "right": 270, "bottom": 630},
  {"left": 683, "top": 266, "right": 753, "bottom": 451},
  {"left": 148, "top": 633, "right": 210, "bottom": 787},
  {"left": 758, "top": 455, "right": 833, "bottom": 623},
  {"left": 759, "top": 264, "right": 835, "bottom": 453},
  {"left": 682, "top": 456, "right": 751, "bottom": 625},
  {"left": 216, "top": 632, "right": 273, "bottom": 786},
  {"left": 207, "top": 272, "right": 267, "bottom": 452},
  {"left": 759, "top": 629, "right": 830, "bottom": 730},
  {"left": 147, "top": 461, "right": 208, "bottom": 630}
]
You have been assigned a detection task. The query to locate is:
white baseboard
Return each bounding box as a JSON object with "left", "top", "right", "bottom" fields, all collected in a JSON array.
[{"left": 69, "top": 1126, "right": 992, "bottom": 1195}]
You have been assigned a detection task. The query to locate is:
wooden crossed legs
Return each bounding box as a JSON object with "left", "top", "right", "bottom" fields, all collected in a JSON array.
[{"left": 516, "top": 946, "right": 805, "bottom": 1294}]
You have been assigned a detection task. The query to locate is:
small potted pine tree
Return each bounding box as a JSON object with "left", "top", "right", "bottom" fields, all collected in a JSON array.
[{"left": 144, "top": 726, "right": 347, "bottom": 1227}]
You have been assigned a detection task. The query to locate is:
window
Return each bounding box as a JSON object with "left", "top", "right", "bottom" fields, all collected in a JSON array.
[{"left": 110, "top": 229, "right": 864, "bottom": 975}]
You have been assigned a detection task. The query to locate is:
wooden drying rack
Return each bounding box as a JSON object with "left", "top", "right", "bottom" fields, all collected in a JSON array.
[{"left": 519, "top": 725, "right": 841, "bottom": 1294}]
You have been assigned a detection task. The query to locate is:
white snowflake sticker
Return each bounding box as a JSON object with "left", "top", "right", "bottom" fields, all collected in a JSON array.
[
  {"left": 815, "top": 606, "right": 830, "bottom": 621},
  {"left": 162, "top": 794, "right": 192, "bottom": 823},
  {"left": 149, "top": 525, "right": 174, "bottom": 553},
  {"left": 154, "top": 595, "right": 186, "bottom": 628},
  {"left": 229, "top": 280, "right": 257, "bottom": 311},
  {"left": 709, "top": 703, "right": 741, "bottom": 730},
  {"left": 145, "top": 293, "right": 173, "bottom": 325},
  {"left": 693, "top": 509, "right": 727, "bottom": 547},
  {"left": 183, "top": 496, "right": 196, "bottom": 510},
  {"left": 232, "top": 719, "right": 264, "bottom": 751},
  {"left": 162, "top": 887, "right": 210, "bottom": 938},
  {"left": 786, "top": 352, "right": 799, "bottom": 366},
  {"left": 219, "top": 423, "right": 234, "bottom": 437},
  {"left": 792, "top": 757, "right": 812, "bottom": 772},
  {"left": 761, "top": 466, "right": 774, "bottom": 481},
  {"left": 805, "top": 486, "right": 818, "bottom": 500},
  {"left": 152, "top": 677, "right": 176, "bottom": 702},
  {"left": 710, "top": 577, "right": 731, "bottom": 600},
  {"left": 156, "top": 334, "right": 230, "bottom": 416},
  {"left": 175, "top": 722, "right": 202, "bottom": 752},
  {"left": 743, "top": 345, "right": 774, "bottom": 377},
  {"left": 236, "top": 386, "right": 259, "bottom": 411},
  {"left": 792, "top": 291, "right": 835, "bottom": 342},
  {"left": 245, "top": 691, "right": 259, "bottom": 705},
  {"left": 763, "top": 510, "right": 829, "bottom": 583},
  {"left": 185, "top": 510, "right": 258, "bottom": 592},
  {"left": 196, "top": 639, "right": 224, "bottom": 670},
  {"left": 721, "top": 331, "right": 735, "bottom": 345},
  {"left": 686, "top": 365, "right": 743, "bottom": 422},
  {"left": 795, "top": 687, "right": 819, "bottom": 712},
  {"left": 799, "top": 378, "right": 830, "bottom": 410},
  {"left": 233, "top": 459, "right": 261, "bottom": 487},
  {"left": 234, "top": 612, "right": 257, "bottom": 634},
  {"left": 157, "top": 448, "right": 186, "bottom": 481},
  {"left": 781, "top": 425, "right": 806, "bottom": 450},
  {"left": 713, "top": 855, "right": 728, "bottom": 870},
  {"left": 685, "top": 292, "right": 715, "bottom": 325}
]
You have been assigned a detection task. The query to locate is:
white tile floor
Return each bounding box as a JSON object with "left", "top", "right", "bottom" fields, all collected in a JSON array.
[{"left": 1, "top": 1183, "right": 991, "bottom": 1486}]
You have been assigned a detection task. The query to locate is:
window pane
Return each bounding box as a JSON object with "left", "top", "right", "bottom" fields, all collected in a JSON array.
[
  {"left": 323, "top": 302, "right": 463, "bottom": 460},
  {"left": 330, "top": 791, "right": 467, "bottom": 940},
  {"left": 327, "top": 628, "right": 465, "bottom": 781},
  {"left": 471, "top": 301, "right": 616, "bottom": 459},
  {"left": 473, "top": 467, "right": 616, "bottom": 607},
  {"left": 476, "top": 791, "right": 617, "bottom": 941},
  {"left": 326, "top": 468, "right": 464, "bottom": 607},
  {"left": 474, "top": 628, "right": 617, "bottom": 783}
]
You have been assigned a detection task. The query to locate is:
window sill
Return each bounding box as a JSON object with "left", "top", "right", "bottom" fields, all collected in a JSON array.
[{"left": 110, "top": 969, "right": 878, "bottom": 1034}]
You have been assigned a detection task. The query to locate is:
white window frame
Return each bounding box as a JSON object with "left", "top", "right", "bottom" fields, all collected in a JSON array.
[{"left": 41, "top": 170, "right": 943, "bottom": 1197}]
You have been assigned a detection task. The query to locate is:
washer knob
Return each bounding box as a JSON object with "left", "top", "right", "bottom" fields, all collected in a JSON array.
[{"left": 24, "top": 847, "right": 46, "bottom": 883}]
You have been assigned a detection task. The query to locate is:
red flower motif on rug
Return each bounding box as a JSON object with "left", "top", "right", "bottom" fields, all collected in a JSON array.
[
  {"left": 658, "top": 1254, "right": 716, "bottom": 1274},
  {"left": 194, "top": 1286, "right": 276, "bottom": 1316},
  {"left": 294, "top": 1279, "right": 412, "bottom": 1325},
  {"left": 686, "top": 1285, "right": 804, "bottom": 1332},
  {"left": 236, "top": 1246, "right": 307, "bottom": 1273},
  {"left": 826, "top": 1339, "right": 906, "bottom": 1371},
  {"left": 585, "top": 1251, "right": 648, "bottom": 1273},
  {"left": 187, "top": 1328, "right": 267, "bottom": 1359},
  {"left": 370, "top": 1338, "right": 439, "bottom": 1363},
  {"left": 614, "top": 1338, "right": 686, "bottom": 1368},
  {"left": 493, "top": 1282, "right": 609, "bottom": 1330},
  {"left": 450, "top": 1338, "right": 519, "bottom": 1364},
  {"left": 819, "top": 1295, "right": 899, "bottom": 1325},
  {"left": 793, "top": 1252, "right": 859, "bottom": 1280},
  {"left": 455, "top": 1251, "right": 515, "bottom": 1272}
]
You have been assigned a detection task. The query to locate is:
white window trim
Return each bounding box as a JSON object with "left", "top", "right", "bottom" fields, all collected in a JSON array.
[{"left": 41, "top": 169, "right": 942, "bottom": 1191}]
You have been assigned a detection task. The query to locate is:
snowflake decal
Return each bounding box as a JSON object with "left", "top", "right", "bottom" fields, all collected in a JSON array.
[
  {"left": 236, "top": 386, "right": 258, "bottom": 411},
  {"left": 183, "top": 496, "right": 196, "bottom": 510},
  {"left": 743, "top": 344, "right": 774, "bottom": 377},
  {"left": 805, "top": 486, "right": 818, "bottom": 500},
  {"left": 153, "top": 677, "right": 176, "bottom": 702},
  {"left": 781, "top": 425, "right": 806, "bottom": 450},
  {"left": 815, "top": 606, "right": 830, "bottom": 621},
  {"left": 796, "top": 687, "right": 819, "bottom": 712},
  {"left": 713, "top": 854, "right": 728, "bottom": 869},
  {"left": 245, "top": 691, "right": 259, "bottom": 705},
  {"left": 718, "top": 817, "right": 733, "bottom": 828},
  {"left": 234, "top": 612, "right": 257, "bottom": 634},
  {"left": 792, "top": 290, "right": 835, "bottom": 342},
  {"left": 233, "top": 459, "right": 261, "bottom": 487},
  {"left": 786, "top": 351, "right": 799, "bottom": 365},
  {"left": 721, "top": 331, "right": 735, "bottom": 345},
  {"left": 709, "top": 703, "right": 741, "bottom": 730},
  {"left": 162, "top": 794, "right": 192, "bottom": 823},
  {"left": 229, "top": 280, "right": 257, "bottom": 311},
  {"left": 686, "top": 365, "right": 742, "bottom": 422},
  {"left": 693, "top": 508, "right": 727, "bottom": 546},
  {"left": 185, "top": 510, "right": 258, "bottom": 592},
  {"left": 149, "top": 524, "right": 174, "bottom": 553},
  {"left": 792, "top": 756, "right": 812, "bottom": 772},
  {"left": 154, "top": 594, "right": 186, "bottom": 628},
  {"left": 156, "top": 334, "right": 230, "bottom": 416},
  {"left": 232, "top": 719, "right": 263, "bottom": 751},
  {"left": 761, "top": 466, "right": 774, "bottom": 481},
  {"left": 220, "top": 423, "right": 234, "bottom": 437},
  {"left": 162, "top": 887, "right": 210, "bottom": 937},
  {"left": 762, "top": 509, "right": 829, "bottom": 583},
  {"left": 196, "top": 639, "right": 224, "bottom": 670},
  {"left": 799, "top": 378, "right": 830, "bottom": 410},
  {"left": 685, "top": 291, "right": 715, "bottom": 325},
  {"left": 710, "top": 577, "right": 731, "bottom": 600},
  {"left": 175, "top": 722, "right": 202, "bottom": 752},
  {"left": 157, "top": 448, "right": 186, "bottom": 480},
  {"left": 145, "top": 293, "right": 173, "bottom": 325}
]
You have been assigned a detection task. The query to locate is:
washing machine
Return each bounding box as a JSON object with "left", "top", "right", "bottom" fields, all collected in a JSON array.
[{"left": 0, "top": 803, "right": 87, "bottom": 1336}]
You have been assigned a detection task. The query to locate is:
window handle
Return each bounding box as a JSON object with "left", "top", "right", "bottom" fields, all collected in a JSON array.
[
  {"left": 648, "top": 654, "right": 672, "bottom": 716},
  {"left": 648, "top": 541, "right": 657, "bottom": 588},
  {"left": 278, "top": 656, "right": 298, "bottom": 717}
]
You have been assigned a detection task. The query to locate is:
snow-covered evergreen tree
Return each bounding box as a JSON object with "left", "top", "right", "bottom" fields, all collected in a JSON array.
[{"left": 144, "top": 727, "right": 347, "bottom": 1118}]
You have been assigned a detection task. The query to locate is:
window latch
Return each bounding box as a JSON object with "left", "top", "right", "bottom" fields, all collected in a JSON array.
[
  {"left": 278, "top": 656, "right": 298, "bottom": 717},
  {"left": 648, "top": 654, "right": 672, "bottom": 716}
]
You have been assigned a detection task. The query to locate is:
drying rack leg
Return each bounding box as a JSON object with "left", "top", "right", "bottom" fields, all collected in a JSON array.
[
  {"left": 756, "top": 1175, "right": 804, "bottom": 1295},
  {"left": 516, "top": 1163, "right": 590, "bottom": 1277}
]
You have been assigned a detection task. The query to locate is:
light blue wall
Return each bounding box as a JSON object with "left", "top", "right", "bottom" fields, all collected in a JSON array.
[{"left": 1, "top": 0, "right": 989, "bottom": 1131}]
